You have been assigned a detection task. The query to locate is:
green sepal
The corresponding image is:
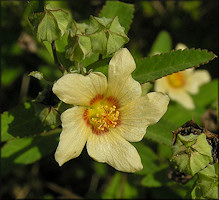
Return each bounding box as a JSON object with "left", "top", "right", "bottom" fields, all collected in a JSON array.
[
  {"left": 68, "top": 20, "right": 89, "bottom": 37},
  {"left": 33, "top": 102, "right": 61, "bottom": 129},
  {"left": 65, "top": 35, "right": 92, "bottom": 62},
  {"left": 86, "top": 16, "right": 129, "bottom": 55},
  {"left": 171, "top": 133, "right": 213, "bottom": 176},
  {"left": 191, "top": 163, "right": 218, "bottom": 199},
  {"left": 28, "top": 3, "right": 71, "bottom": 43},
  {"left": 196, "top": 163, "right": 218, "bottom": 199}
]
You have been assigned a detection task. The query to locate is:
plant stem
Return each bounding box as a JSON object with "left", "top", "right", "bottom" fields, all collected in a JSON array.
[{"left": 51, "top": 41, "right": 65, "bottom": 73}]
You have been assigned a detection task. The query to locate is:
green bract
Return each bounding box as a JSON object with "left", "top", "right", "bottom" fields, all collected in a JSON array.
[
  {"left": 86, "top": 16, "right": 129, "bottom": 55},
  {"left": 28, "top": 4, "right": 71, "bottom": 43},
  {"left": 191, "top": 163, "right": 218, "bottom": 199},
  {"left": 171, "top": 133, "right": 213, "bottom": 175},
  {"left": 65, "top": 21, "right": 92, "bottom": 62}
]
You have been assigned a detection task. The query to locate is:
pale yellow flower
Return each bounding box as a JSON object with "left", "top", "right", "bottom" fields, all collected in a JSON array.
[
  {"left": 52, "top": 48, "right": 169, "bottom": 173},
  {"left": 155, "top": 44, "right": 211, "bottom": 110}
]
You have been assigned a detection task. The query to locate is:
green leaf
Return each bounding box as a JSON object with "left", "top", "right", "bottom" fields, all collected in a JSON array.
[
  {"left": 29, "top": 71, "right": 45, "bottom": 81},
  {"left": 94, "top": 162, "right": 107, "bottom": 178},
  {"left": 38, "top": 41, "right": 54, "bottom": 63},
  {"left": 81, "top": 53, "right": 99, "bottom": 68},
  {"left": 192, "top": 79, "right": 218, "bottom": 108},
  {"left": 133, "top": 49, "right": 216, "bottom": 83},
  {"left": 55, "top": 33, "right": 74, "bottom": 67},
  {"left": 145, "top": 118, "right": 177, "bottom": 146},
  {"left": 102, "top": 172, "right": 137, "bottom": 199},
  {"left": 99, "top": 1, "right": 134, "bottom": 34},
  {"left": 133, "top": 141, "right": 160, "bottom": 176},
  {"left": 163, "top": 103, "right": 205, "bottom": 127},
  {"left": 141, "top": 174, "right": 162, "bottom": 188},
  {"left": 1, "top": 66, "right": 24, "bottom": 87},
  {"left": 102, "top": 172, "right": 121, "bottom": 199},
  {"left": 86, "top": 57, "right": 110, "bottom": 76},
  {"left": 1, "top": 102, "right": 44, "bottom": 142},
  {"left": 28, "top": 12, "right": 45, "bottom": 34},
  {"left": 149, "top": 30, "right": 172, "bottom": 56},
  {"left": 1, "top": 129, "right": 60, "bottom": 174},
  {"left": 28, "top": 71, "right": 52, "bottom": 85},
  {"left": 144, "top": 102, "right": 205, "bottom": 147}
]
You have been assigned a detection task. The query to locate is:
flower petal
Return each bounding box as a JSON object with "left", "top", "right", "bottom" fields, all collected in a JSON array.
[
  {"left": 116, "top": 92, "right": 169, "bottom": 142},
  {"left": 106, "top": 48, "right": 141, "bottom": 106},
  {"left": 55, "top": 107, "right": 91, "bottom": 166},
  {"left": 53, "top": 72, "right": 107, "bottom": 106},
  {"left": 185, "top": 70, "right": 211, "bottom": 94},
  {"left": 154, "top": 77, "right": 169, "bottom": 93},
  {"left": 86, "top": 131, "right": 143, "bottom": 173},
  {"left": 168, "top": 89, "right": 195, "bottom": 110}
]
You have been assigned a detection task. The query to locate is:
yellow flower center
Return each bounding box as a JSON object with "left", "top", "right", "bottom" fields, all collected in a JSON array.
[
  {"left": 83, "top": 95, "right": 120, "bottom": 134},
  {"left": 167, "top": 72, "right": 185, "bottom": 88}
]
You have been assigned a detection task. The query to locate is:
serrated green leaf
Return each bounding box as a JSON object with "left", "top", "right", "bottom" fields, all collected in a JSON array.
[
  {"left": 1, "top": 102, "right": 44, "bottom": 142},
  {"left": 1, "top": 129, "right": 60, "bottom": 174},
  {"left": 99, "top": 1, "right": 134, "bottom": 34},
  {"left": 133, "top": 49, "right": 216, "bottom": 83},
  {"left": 192, "top": 79, "right": 218, "bottom": 108},
  {"left": 149, "top": 30, "right": 172, "bottom": 56}
]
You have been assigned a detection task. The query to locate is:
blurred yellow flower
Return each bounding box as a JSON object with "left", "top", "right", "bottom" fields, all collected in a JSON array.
[
  {"left": 155, "top": 44, "right": 211, "bottom": 110},
  {"left": 53, "top": 48, "right": 169, "bottom": 172}
]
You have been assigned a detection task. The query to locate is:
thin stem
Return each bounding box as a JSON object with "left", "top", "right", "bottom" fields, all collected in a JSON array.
[{"left": 51, "top": 41, "right": 65, "bottom": 73}]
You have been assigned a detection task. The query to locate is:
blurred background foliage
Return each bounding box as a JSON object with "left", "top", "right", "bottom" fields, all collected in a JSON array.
[{"left": 1, "top": 0, "right": 218, "bottom": 199}]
